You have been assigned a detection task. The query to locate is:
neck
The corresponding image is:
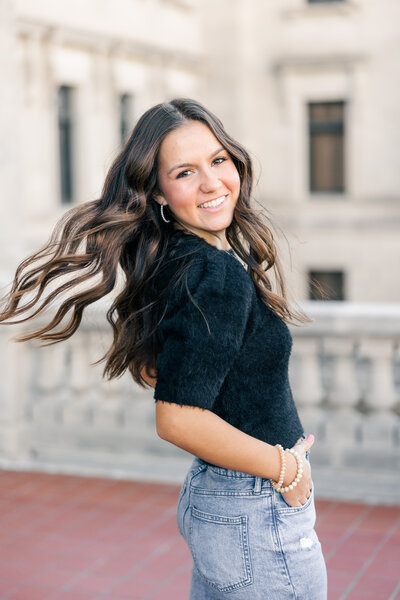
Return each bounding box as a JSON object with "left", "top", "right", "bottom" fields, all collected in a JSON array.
[{"left": 173, "top": 223, "right": 230, "bottom": 251}]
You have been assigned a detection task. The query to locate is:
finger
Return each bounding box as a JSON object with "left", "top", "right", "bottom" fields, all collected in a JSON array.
[
  {"left": 296, "top": 434, "right": 315, "bottom": 452},
  {"left": 294, "top": 434, "right": 314, "bottom": 448}
]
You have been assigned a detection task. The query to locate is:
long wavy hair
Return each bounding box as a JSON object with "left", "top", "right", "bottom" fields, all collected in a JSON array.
[{"left": 0, "top": 97, "right": 311, "bottom": 389}]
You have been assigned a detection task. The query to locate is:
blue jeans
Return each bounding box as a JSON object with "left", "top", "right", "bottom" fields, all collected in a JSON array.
[{"left": 176, "top": 449, "right": 327, "bottom": 599}]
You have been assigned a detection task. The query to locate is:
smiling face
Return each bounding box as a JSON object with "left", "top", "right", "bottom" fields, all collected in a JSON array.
[{"left": 155, "top": 120, "right": 240, "bottom": 249}]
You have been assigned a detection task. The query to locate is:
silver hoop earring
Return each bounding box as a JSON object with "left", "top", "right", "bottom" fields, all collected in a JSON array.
[{"left": 160, "top": 204, "right": 171, "bottom": 223}]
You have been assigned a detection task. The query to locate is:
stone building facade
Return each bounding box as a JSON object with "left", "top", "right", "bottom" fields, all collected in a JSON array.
[
  {"left": 203, "top": 0, "right": 400, "bottom": 303},
  {"left": 0, "top": 0, "right": 203, "bottom": 277},
  {"left": 1, "top": 0, "right": 399, "bottom": 302}
]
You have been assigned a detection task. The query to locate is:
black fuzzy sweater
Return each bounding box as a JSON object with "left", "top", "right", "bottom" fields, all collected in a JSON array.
[{"left": 153, "top": 229, "right": 304, "bottom": 449}]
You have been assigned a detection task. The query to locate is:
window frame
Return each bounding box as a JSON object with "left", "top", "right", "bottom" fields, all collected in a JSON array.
[
  {"left": 308, "top": 269, "right": 345, "bottom": 301},
  {"left": 57, "top": 85, "right": 75, "bottom": 205},
  {"left": 308, "top": 100, "right": 346, "bottom": 195},
  {"left": 119, "top": 93, "right": 133, "bottom": 146}
]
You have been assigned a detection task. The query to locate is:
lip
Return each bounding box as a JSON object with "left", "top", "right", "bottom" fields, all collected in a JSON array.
[{"left": 198, "top": 194, "right": 228, "bottom": 211}]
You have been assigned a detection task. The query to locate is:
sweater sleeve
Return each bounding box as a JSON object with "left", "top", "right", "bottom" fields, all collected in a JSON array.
[{"left": 153, "top": 250, "right": 252, "bottom": 411}]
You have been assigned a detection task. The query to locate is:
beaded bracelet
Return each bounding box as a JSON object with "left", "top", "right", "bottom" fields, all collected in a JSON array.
[
  {"left": 272, "top": 444, "right": 286, "bottom": 491},
  {"left": 279, "top": 449, "right": 304, "bottom": 493},
  {"left": 271, "top": 447, "right": 304, "bottom": 493}
]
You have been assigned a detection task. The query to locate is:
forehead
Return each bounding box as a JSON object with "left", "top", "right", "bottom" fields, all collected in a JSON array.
[{"left": 158, "top": 121, "right": 220, "bottom": 167}]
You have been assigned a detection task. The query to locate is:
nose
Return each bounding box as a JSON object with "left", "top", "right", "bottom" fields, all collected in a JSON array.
[{"left": 199, "top": 166, "right": 223, "bottom": 194}]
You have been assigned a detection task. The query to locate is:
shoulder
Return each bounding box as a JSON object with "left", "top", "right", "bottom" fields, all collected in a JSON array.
[
  {"left": 164, "top": 232, "right": 254, "bottom": 317},
  {"left": 154, "top": 234, "right": 253, "bottom": 408}
]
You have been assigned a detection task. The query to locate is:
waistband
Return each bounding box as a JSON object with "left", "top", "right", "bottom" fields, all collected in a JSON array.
[
  {"left": 203, "top": 459, "right": 264, "bottom": 479},
  {"left": 190, "top": 456, "right": 270, "bottom": 494}
]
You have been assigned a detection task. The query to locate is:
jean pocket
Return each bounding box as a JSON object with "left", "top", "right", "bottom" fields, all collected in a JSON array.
[
  {"left": 274, "top": 485, "right": 314, "bottom": 514},
  {"left": 188, "top": 506, "right": 253, "bottom": 592}
]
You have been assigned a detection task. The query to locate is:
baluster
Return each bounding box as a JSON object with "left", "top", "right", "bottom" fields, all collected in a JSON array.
[
  {"left": 80, "top": 327, "right": 110, "bottom": 424},
  {"left": 358, "top": 338, "right": 397, "bottom": 449},
  {"left": 94, "top": 375, "right": 126, "bottom": 429},
  {"left": 32, "top": 340, "right": 68, "bottom": 423},
  {"left": 290, "top": 336, "right": 324, "bottom": 436},
  {"left": 0, "top": 327, "right": 30, "bottom": 457},
  {"left": 322, "top": 336, "right": 361, "bottom": 446}
]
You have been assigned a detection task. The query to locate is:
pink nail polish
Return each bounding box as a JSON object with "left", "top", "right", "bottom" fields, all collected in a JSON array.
[{"left": 307, "top": 434, "right": 314, "bottom": 442}]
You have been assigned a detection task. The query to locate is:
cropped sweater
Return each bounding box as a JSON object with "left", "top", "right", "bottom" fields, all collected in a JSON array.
[{"left": 153, "top": 228, "right": 304, "bottom": 450}]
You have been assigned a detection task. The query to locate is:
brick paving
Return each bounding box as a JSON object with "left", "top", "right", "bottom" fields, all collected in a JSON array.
[{"left": 0, "top": 469, "right": 399, "bottom": 600}]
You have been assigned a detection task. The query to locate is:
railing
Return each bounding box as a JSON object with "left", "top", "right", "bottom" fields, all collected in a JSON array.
[
  {"left": 0, "top": 301, "right": 399, "bottom": 504},
  {"left": 289, "top": 302, "right": 400, "bottom": 504}
]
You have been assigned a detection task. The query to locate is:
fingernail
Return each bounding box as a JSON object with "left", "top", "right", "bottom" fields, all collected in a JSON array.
[{"left": 307, "top": 434, "right": 314, "bottom": 442}]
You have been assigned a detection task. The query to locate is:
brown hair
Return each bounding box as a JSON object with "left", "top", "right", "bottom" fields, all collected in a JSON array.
[{"left": 0, "top": 97, "right": 311, "bottom": 389}]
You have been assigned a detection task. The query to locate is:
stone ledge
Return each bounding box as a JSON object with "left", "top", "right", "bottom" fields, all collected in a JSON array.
[{"left": 1, "top": 452, "right": 399, "bottom": 506}]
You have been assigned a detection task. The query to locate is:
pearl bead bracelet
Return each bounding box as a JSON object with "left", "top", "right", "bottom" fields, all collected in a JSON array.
[
  {"left": 272, "top": 444, "right": 286, "bottom": 490},
  {"left": 271, "top": 446, "right": 304, "bottom": 493}
]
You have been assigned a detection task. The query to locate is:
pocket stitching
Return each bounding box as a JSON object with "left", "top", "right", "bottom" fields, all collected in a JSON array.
[{"left": 188, "top": 506, "right": 253, "bottom": 592}]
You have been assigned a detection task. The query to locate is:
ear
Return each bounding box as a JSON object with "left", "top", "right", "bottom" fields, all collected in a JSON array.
[{"left": 153, "top": 193, "right": 166, "bottom": 207}]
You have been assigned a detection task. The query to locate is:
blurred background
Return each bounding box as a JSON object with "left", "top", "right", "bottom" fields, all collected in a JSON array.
[{"left": 0, "top": 0, "right": 399, "bottom": 504}]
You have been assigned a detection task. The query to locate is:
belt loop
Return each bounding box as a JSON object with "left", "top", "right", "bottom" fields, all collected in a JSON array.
[{"left": 253, "top": 476, "right": 262, "bottom": 494}]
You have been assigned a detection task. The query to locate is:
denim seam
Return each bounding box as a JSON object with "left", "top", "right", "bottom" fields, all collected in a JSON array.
[
  {"left": 182, "top": 464, "right": 208, "bottom": 540},
  {"left": 271, "top": 492, "right": 299, "bottom": 599}
]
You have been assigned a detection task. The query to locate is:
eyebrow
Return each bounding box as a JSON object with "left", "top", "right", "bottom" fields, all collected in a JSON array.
[{"left": 167, "top": 147, "right": 225, "bottom": 176}]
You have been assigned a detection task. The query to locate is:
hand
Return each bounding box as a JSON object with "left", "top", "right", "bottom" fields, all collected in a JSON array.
[{"left": 280, "top": 435, "right": 315, "bottom": 508}]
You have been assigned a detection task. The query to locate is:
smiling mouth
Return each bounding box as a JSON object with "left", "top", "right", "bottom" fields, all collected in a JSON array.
[{"left": 198, "top": 195, "right": 227, "bottom": 209}]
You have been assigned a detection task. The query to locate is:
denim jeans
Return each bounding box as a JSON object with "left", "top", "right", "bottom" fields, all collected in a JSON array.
[{"left": 176, "top": 448, "right": 327, "bottom": 599}]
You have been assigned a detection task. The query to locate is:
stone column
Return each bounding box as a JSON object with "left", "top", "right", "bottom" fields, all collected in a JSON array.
[
  {"left": 0, "top": 0, "right": 24, "bottom": 276},
  {"left": 0, "top": 0, "right": 31, "bottom": 460},
  {"left": 290, "top": 336, "right": 325, "bottom": 436}
]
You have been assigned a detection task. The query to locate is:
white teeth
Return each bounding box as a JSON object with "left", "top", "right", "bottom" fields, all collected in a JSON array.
[{"left": 199, "top": 195, "right": 226, "bottom": 209}]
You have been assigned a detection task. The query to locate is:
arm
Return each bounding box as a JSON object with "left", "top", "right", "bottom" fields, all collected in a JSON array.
[{"left": 155, "top": 400, "right": 298, "bottom": 486}]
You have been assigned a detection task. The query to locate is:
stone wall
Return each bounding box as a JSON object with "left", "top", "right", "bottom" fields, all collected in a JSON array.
[{"left": 0, "top": 301, "right": 399, "bottom": 504}]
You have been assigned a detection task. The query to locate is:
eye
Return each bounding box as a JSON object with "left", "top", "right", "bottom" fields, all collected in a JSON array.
[
  {"left": 176, "top": 169, "right": 191, "bottom": 179},
  {"left": 175, "top": 156, "right": 227, "bottom": 179}
]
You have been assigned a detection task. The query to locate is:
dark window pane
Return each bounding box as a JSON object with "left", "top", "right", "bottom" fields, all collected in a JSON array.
[
  {"left": 309, "top": 101, "right": 345, "bottom": 193},
  {"left": 120, "top": 94, "right": 133, "bottom": 145},
  {"left": 57, "top": 86, "right": 74, "bottom": 204},
  {"left": 308, "top": 270, "right": 345, "bottom": 301}
]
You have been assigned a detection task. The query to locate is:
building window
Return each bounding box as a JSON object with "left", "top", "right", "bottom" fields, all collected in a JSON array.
[
  {"left": 119, "top": 94, "right": 133, "bottom": 145},
  {"left": 309, "top": 101, "right": 345, "bottom": 193},
  {"left": 57, "top": 86, "right": 74, "bottom": 204},
  {"left": 308, "top": 270, "right": 345, "bottom": 300}
]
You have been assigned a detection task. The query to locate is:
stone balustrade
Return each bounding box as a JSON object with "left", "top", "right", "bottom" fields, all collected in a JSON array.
[
  {"left": 0, "top": 301, "right": 399, "bottom": 504},
  {"left": 289, "top": 302, "right": 400, "bottom": 504}
]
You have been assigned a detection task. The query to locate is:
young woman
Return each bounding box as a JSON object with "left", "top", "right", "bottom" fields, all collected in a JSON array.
[{"left": 0, "top": 98, "right": 327, "bottom": 598}]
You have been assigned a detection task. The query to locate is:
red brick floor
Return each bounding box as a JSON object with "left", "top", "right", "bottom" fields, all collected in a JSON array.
[{"left": 0, "top": 470, "right": 399, "bottom": 600}]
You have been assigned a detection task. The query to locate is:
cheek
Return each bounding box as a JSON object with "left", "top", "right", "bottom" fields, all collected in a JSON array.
[
  {"left": 164, "top": 182, "right": 197, "bottom": 209},
  {"left": 225, "top": 166, "right": 241, "bottom": 195}
]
